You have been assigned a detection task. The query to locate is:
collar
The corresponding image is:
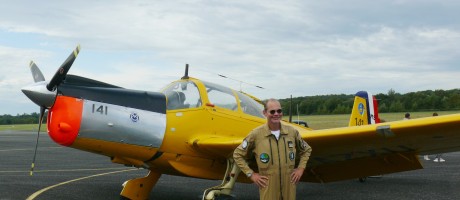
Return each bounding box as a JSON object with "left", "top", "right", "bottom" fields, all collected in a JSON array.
[{"left": 263, "top": 123, "right": 288, "bottom": 137}]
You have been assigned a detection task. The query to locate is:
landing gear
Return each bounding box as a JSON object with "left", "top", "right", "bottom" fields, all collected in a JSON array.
[
  {"left": 120, "top": 170, "right": 161, "bottom": 200},
  {"left": 202, "top": 158, "right": 241, "bottom": 200}
]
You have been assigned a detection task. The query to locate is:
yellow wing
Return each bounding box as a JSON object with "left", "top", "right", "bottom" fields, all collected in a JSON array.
[
  {"left": 191, "top": 114, "right": 460, "bottom": 183},
  {"left": 302, "top": 113, "right": 460, "bottom": 182}
]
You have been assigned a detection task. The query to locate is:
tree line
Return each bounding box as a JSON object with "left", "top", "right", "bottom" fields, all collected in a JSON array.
[
  {"left": 280, "top": 89, "right": 460, "bottom": 115},
  {"left": 2, "top": 89, "right": 460, "bottom": 125},
  {"left": 0, "top": 113, "right": 46, "bottom": 125}
]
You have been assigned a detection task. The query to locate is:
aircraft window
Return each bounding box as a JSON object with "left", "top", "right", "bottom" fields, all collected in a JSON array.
[
  {"left": 203, "top": 81, "right": 238, "bottom": 111},
  {"left": 163, "top": 81, "right": 201, "bottom": 110},
  {"left": 236, "top": 92, "right": 264, "bottom": 118}
]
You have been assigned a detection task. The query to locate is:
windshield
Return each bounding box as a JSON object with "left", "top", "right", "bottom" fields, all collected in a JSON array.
[
  {"left": 162, "top": 81, "right": 201, "bottom": 110},
  {"left": 236, "top": 92, "right": 264, "bottom": 118},
  {"left": 203, "top": 81, "right": 238, "bottom": 111}
]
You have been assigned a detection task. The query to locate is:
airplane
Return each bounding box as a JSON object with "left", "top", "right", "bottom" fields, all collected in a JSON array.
[{"left": 21, "top": 45, "right": 460, "bottom": 200}]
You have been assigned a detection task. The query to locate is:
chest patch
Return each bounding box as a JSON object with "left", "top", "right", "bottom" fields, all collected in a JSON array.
[
  {"left": 260, "top": 153, "right": 270, "bottom": 163},
  {"left": 287, "top": 141, "right": 294, "bottom": 148},
  {"left": 289, "top": 152, "right": 295, "bottom": 160}
]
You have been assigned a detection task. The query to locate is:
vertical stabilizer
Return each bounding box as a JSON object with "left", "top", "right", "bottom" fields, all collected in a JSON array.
[{"left": 349, "top": 91, "right": 380, "bottom": 126}]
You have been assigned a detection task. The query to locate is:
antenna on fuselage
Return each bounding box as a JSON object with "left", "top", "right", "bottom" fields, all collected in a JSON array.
[
  {"left": 181, "top": 64, "right": 189, "bottom": 79},
  {"left": 217, "top": 74, "right": 264, "bottom": 91},
  {"left": 289, "top": 95, "right": 293, "bottom": 123}
]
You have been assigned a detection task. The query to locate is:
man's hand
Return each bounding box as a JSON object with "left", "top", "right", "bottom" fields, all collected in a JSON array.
[
  {"left": 290, "top": 168, "right": 305, "bottom": 184},
  {"left": 250, "top": 173, "right": 269, "bottom": 188}
]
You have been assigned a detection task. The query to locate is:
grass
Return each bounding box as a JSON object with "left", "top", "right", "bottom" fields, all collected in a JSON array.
[
  {"left": 285, "top": 111, "right": 460, "bottom": 130},
  {"left": 1, "top": 111, "right": 459, "bottom": 131},
  {"left": 0, "top": 124, "right": 44, "bottom": 132}
]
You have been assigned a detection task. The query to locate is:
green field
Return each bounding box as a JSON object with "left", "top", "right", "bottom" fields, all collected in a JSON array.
[
  {"left": 0, "top": 124, "right": 43, "bottom": 132},
  {"left": 1, "top": 111, "right": 459, "bottom": 131},
  {"left": 285, "top": 111, "right": 460, "bottom": 130}
]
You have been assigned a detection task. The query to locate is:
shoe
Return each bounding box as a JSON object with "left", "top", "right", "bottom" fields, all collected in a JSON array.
[
  {"left": 434, "top": 158, "right": 439, "bottom": 162},
  {"left": 440, "top": 158, "right": 445, "bottom": 162},
  {"left": 424, "top": 155, "right": 430, "bottom": 160}
]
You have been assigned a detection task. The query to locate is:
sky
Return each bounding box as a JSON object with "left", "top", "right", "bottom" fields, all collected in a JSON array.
[{"left": 1, "top": 0, "right": 460, "bottom": 115}]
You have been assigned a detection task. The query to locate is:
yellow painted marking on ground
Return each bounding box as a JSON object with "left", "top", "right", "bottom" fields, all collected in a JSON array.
[
  {"left": 0, "top": 167, "right": 130, "bottom": 173},
  {"left": 26, "top": 168, "right": 138, "bottom": 200}
]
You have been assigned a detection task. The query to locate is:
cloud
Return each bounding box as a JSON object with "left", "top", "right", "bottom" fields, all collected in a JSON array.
[{"left": 1, "top": 0, "right": 460, "bottom": 114}]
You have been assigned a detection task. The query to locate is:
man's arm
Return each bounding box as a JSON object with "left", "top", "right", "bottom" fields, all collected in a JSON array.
[
  {"left": 291, "top": 131, "right": 312, "bottom": 183},
  {"left": 295, "top": 131, "right": 312, "bottom": 169},
  {"left": 233, "top": 133, "right": 269, "bottom": 188},
  {"left": 233, "top": 135, "right": 254, "bottom": 177}
]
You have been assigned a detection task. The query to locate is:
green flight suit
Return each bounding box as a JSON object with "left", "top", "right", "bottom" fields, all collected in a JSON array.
[{"left": 233, "top": 123, "right": 312, "bottom": 200}]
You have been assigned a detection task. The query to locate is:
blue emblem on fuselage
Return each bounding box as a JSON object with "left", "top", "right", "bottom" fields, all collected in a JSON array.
[
  {"left": 130, "top": 113, "right": 139, "bottom": 122},
  {"left": 358, "top": 103, "right": 365, "bottom": 116}
]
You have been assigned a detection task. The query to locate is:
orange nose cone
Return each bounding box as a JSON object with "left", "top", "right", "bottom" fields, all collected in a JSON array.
[{"left": 47, "top": 96, "right": 83, "bottom": 146}]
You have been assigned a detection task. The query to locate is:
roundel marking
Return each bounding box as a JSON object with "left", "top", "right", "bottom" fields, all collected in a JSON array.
[{"left": 358, "top": 103, "right": 365, "bottom": 116}]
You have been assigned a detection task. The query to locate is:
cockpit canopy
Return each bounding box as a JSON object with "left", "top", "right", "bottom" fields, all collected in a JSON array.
[{"left": 162, "top": 79, "right": 264, "bottom": 118}]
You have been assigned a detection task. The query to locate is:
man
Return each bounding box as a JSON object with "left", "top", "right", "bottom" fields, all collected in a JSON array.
[
  {"left": 233, "top": 98, "right": 312, "bottom": 200},
  {"left": 403, "top": 112, "right": 411, "bottom": 120}
]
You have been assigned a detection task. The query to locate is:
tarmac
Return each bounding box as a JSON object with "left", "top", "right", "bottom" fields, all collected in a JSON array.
[{"left": 1, "top": 131, "right": 459, "bottom": 200}]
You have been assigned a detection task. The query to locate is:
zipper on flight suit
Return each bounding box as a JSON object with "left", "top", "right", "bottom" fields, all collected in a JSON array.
[
  {"left": 269, "top": 137, "right": 274, "bottom": 165},
  {"left": 283, "top": 137, "right": 288, "bottom": 164},
  {"left": 276, "top": 135, "right": 283, "bottom": 200}
]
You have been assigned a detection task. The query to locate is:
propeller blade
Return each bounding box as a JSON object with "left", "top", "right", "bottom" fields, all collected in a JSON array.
[
  {"left": 46, "top": 45, "right": 81, "bottom": 91},
  {"left": 29, "top": 61, "right": 45, "bottom": 82},
  {"left": 30, "top": 106, "right": 46, "bottom": 176}
]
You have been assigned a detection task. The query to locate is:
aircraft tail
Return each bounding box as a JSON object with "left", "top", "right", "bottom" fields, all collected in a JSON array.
[{"left": 349, "top": 91, "right": 380, "bottom": 126}]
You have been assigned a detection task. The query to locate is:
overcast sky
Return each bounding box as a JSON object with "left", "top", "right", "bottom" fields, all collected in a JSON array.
[{"left": 1, "top": 0, "right": 459, "bottom": 115}]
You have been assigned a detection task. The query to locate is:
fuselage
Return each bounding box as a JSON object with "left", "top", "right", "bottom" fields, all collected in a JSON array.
[{"left": 46, "top": 77, "right": 282, "bottom": 180}]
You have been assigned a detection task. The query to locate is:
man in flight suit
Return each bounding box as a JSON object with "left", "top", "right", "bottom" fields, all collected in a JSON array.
[{"left": 233, "top": 98, "right": 312, "bottom": 200}]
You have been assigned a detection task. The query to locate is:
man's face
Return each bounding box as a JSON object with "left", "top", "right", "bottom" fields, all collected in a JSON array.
[{"left": 264, "top": 101, "right": 283, "bottom": 125}]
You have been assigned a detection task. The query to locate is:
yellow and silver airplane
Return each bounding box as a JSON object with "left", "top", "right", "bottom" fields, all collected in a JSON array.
[{"left": 21, "top": 46, "right": 460, "bottom": 200}]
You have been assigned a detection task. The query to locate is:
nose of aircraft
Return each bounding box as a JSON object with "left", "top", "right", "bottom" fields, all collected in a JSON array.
[
  {"left": 47, "top": 96, "right": 83, "bottom": 146},
  {"left": 21, "top": 81, "right": 57, "bottom": 108}
]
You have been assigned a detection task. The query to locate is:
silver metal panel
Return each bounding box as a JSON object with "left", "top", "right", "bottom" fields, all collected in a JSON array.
[{"left": 79, "top": 100, "right": 166, "bottom": 148}]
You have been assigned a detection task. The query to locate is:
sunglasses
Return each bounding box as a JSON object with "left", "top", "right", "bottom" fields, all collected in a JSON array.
[{"left": 268, "top": 109, "right": 283, "bottom": 115}]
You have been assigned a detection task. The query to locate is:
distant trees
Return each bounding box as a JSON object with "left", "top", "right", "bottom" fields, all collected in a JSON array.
[
  {"left": 0, "top": 113, "right": 46, "bottom": 125},
  {"left": 2, "top": 89, "right": 460, "bottom": 125},
  {"left": 281, "top": 89, "right": 460, "bottom": 115}
]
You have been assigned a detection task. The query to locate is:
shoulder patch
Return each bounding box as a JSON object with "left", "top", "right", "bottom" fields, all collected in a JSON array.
[{"left": 242, "top": 139, "right": 248, "bottom": 150}]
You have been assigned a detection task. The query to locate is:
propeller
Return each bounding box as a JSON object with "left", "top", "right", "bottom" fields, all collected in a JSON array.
[
  {"left": 22, "top": 45, "right": 81, "bottom": 175},
  {"left": 30, "top": 106, "right": 45, "bottom": 176},
  {"left": 29, "top": 61, "right": 45, "bottom": 83},
  {"left": 47, "top": 45, "right": 81, "bottom": 91}
]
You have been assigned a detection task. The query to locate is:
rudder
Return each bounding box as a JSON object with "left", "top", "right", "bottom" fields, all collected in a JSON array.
[{"left": 349, "top": 91, "right": 380, "bottom": 126}]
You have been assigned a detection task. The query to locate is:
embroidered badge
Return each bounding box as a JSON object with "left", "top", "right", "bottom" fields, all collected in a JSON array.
[
  {"left": 302, "top": 141, "right": 308, "bottom": 149},
  {"left": 288, "top": 141, "right": 294, "bottom": 148},
  {"left": 289, "top": 152, "right": 295, "bottom": 160},
  {"left": 242, "top": 139, "right": 248, "bottom": 150},
  {"left": 260, "top": 153, "right": 270, "bottom": 163}
]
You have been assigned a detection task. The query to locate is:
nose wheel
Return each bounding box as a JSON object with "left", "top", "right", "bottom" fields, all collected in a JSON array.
[{"left": 202, "top": 158, "right": 241, "bottom": 200}]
